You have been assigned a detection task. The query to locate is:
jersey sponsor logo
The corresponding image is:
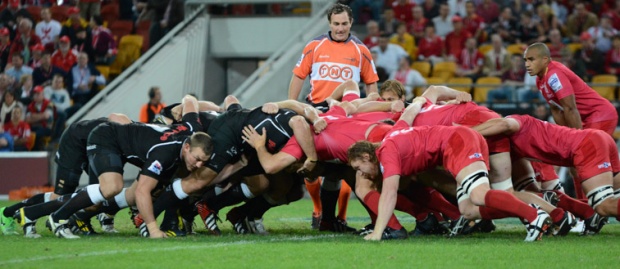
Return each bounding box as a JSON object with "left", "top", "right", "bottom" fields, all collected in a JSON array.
[
  {"left": 420, "top": 104, "right": 447, "bottom": 113},
  {"left": 598, "top": 162, "right": 611, "bottom": 169},
  {"left": 319, "top": 64, "right": 353, "bottom": 80},
  {"left": 267, "top": 139, "right": 276, "bottom": 151},
  {"left": 468, "top": 153, "right": 482, "bottom": 159},
  {"left": 86, "top": 145, "right": 96, "bottom": 151},
  {"left": 160, "top": 125, "right": 189, "bottom": 141},
  {"left": 388, "top": 127, "right": 415, "bottom": 138},
  {"left": 548, "top": 73, "right": 562, "bottom": 92},
  {"left": 148, "top": 160, "right": 163, "bottom": 175}
]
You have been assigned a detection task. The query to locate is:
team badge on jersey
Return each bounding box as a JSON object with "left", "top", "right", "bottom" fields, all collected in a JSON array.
[
  {"left": 548, "top": 73, "right": 563, "bottom": 92},
  {"left": 468, "top": 153, "right": 483, "bottom": 159},
  {"left": 148, "top": 160, "right": 163, "bottom": 175},
  {"left": 598, "top": 162, "right": 611, "bottom": 169}
]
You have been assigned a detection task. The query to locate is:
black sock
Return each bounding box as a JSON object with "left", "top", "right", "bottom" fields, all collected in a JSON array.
[
  {"left": 24, "top": 194, "right": 73, "bottom": 220},
  {"left": 201, "top": 188, "right": 218, "bottom": 204},
  {"left": 74, "top": 209, "right": 100, "bottom": 222},
  {"left": 152, "top": 185, "right": 182, "bottom": 218},
  {"left": 52, "top": 190, "right": 96, "bottom": 220},
  {"left": 160, "top": 207, "right": 180, "bottom": 231},
  {"left": 245, "top": 195, "right": 274, "bottom": 220},
  {"left": 320, "top": 188, "right": 339, "bottom": 222},
  {"left": 209, "top": 184, "right": 248, "bottom": 212},
  {"left": 179, "top": 198, "right": 197, "bottom": 221},
  {"left": 101, "top": 197, "right": 122, "bottom": 215},
  {"left": 3, "top": 193, "right": 47, "bottom": 217}
]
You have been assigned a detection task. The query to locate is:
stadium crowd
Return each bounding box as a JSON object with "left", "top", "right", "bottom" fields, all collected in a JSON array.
[{"left": 0, "top": 2, "right": 620, "bottom": 244}]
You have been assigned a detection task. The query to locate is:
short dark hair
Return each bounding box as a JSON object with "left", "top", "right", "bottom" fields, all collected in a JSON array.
[
  {"left": 326, "top": 3, "right": 353, "bottom": 23},
  {"left": 12, "top": 54, "right": 24, "bottom": 60},
  {"left": 347, "top": 141, "right": 379, "bottom": 164},
  {"left": 92, "top": 15, "right": 104, "bottom": 26},
  {"left": 188, "top": 132, "right": 214, "bottom": 157},
  {"left": 527, "top": 42, "right": 551, "bottom": 58}
]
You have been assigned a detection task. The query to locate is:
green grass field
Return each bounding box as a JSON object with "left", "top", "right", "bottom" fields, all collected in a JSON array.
[{"left": 1, "top": 199, "right": 619, "bottom": 268}]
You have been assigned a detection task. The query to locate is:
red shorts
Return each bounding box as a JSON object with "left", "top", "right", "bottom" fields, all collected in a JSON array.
[
  {"left": 531, "top": 162, "right": 558, "bottom": 182},
  {"left": 456, "top": 108, "right": 510, "bottom": 153},
  {"left": 584, "top": 119, "right": 617, "bottom": 136},
  {"left": 573, "top": 130, "right": 620, "bottom": 182},
  {"left": 366, "top": 124, "right": 392, "bottom": 143},
  {"left": 443, "top": 126, "right": 490, "bottom": 177},
  {"left": 341, "top": 92, "right": 360, "bottom": 102}
]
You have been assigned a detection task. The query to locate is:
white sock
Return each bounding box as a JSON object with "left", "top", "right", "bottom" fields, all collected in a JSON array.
[
  {"left": 86, "top": 184, "right": 106, "bottom": 204},
  {"left": 114, "top": 188, "right": 129, "bottom": 209},
  {"left": 240, "top": 183, "right": 255, "bottom": 199}
]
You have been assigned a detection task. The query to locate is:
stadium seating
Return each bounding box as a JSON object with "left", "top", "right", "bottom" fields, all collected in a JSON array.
[
  {"left": 478, "top": 44, "right": 493, "bottom": 55},
  {"left": 50, "top": 5, "right": 69, "bottom": 22},
  {"left": 100, "top": 4, "right": 120, "bottom": 26},
  {"left": 432, "top": 62, "right": 457, "bottom": 79},
  {"left": 135, "top": 20, "right": 151, "bottom": 53},
  {"left": 506, "top": 44, "right": 525, "bottom": 55},
  {"left": 411, "top": 61, "right": 431, "bottom": 78},
  {"left": 567, "top": 43, "right": 582, "bottom": 54},
  {"left": 109, "top": 35, "right": 144, "bottom": 76},
  {"left": 415, "top": 77, "right": 444, "bottom": 96},
  {"left": 109, "top": 20, "right": 134, "bottom": 41},
  {"left": 26, "top": 6, "right": 42, "bottom": 22},
  {"left": 473, "top": 76, "right": 502, "bottom": 102},
  {"left": 447, "top": 77, "right": 472, "bottom": 93},
  {"left": 591, "top": 74, "right": 617, "bottom": 101},
  {"left": 96, "top": 65, "right": 111, "bottom": 81}
]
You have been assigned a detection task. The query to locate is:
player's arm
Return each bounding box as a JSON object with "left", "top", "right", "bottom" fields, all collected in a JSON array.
[
  {"left": 366, "top": 174, "right": 399, "bottom": 241},
  {"left": 108, "top": 113, "right": 133, "bottom": 124},
  {"left": 328, "top": 79, "right": 360, "bottom": 101},
  {"left": 198, "top": 100, "right": 224, "bottom": 112},
  {"left": 555, "top": 95, "right": 582, "bottom": 129},
  {"left": 355, "top": 100, "right": 404, "bottom": 114},
  {"left": 398, "top": 97, "right": 426, "bottom": 125},
  {"left": 470, "top": 118, "right": 520, "bottom": 137},
  {"left": 211, "top": 158, "right": 248, "bottom": 185},
  {"left": 303, "top": 106, "right": 327, "bottom": 133},
  {"left": 288, "top": 75, "right": 305, "bottom": 100},
  {"left": 288, "top": 116, "right": 319, "bottom": 173},
  {"left": 365, "top": 82, "right": 378, "bottom": 95},
  {"left": 135, "top": 174, "right": 167, "bottom": 238},
  {"left": 181, "top": 95, "right": 199, "bottom": 115},
  {"left": 421, "top": 85, "right": 471, "bottom": 104},
  {"left": 241, "top": 126, "right": 298, "bottom": 174}
]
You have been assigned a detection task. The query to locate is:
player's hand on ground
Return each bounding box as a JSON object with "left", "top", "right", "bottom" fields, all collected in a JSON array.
[
  {"left": 242, "top": 125, "right": 267, "bottom": 149},
  {"left": 312, "top": 117, "right": 327, "bottom": 133},
  {"left": 262, "top": 103, "right": 279, "bottom": 114},
  {"left": 149, "top": 229, "right": 168, "bottom": 239},
  {"left": 364, "top": 231, "right": 382, "bottom": 241},
  {"left": 391, "top": 100, "right": 405, "bottom": 113},
  {"left": 455, "top": 92, "right": 472, "bottom": 103}
]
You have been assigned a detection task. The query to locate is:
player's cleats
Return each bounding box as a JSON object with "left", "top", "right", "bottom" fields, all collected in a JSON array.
[
  {"left": 469, "top": 219, "right": 496, "bottom": 234},
  {"left": 48, "top": 214, "right": 80, "bottom": 239},
  {"left": 163, "top": 228, "right": 187, "bottom": 237},
  {"left": 180, "top": 216, "right": 196, "bottom": 235},
  {"left": 69, "top": 214, "right": 98, "bottom": 236},
  {"left": 356, "top": 223, "right": 374, "bottom": 236},
  {"left": 381, "top": 227, "right": 408, "bottom": 240},
  {"left": 552, "top": 211, "right": 576, "bottom": 236},
  {"left": 245, "top": 217, "right": 269, "bottom": 235},
  {"left": 97, "top": 213, "right": 118, "bottom": 233},
  {"left": 132, "top": 213, "right": 149, "bottom": 237},
  {"left": 15, "top": 208, "right": 40, "bottom": 238},
  {"left": 447, "top": 216, "right": 471, "bottom": 238},
  {"left": 581, "top": 213, "right": 608, "bottom": 235},
  {"left": 319, "top": 218, "right": 356, "bottom": 233},
  {"left": 410, "top": 213, "right": 449, "bottom": 236},
  {"left": 226, "top": 207, "right": 249, "bottom": 234},
  {"left": 524, "top": 208, "right": 552, "bottom": 242},
  {"left": 0, "top": 207, "right": 19, "bottom": 235},
  {"left": 311, "top": 212, "right": 321, "bottom": 230},
  {"left": 195, "top": 201, "right": 221, "bottom": 235},
  {"left": 542, "top": 191, "right": 559, "bottom": 206}
]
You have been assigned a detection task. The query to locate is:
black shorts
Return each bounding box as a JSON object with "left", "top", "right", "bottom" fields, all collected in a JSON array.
[
  {"left": 87, "top": 125, "right": 125, "bottom": 176},
  {"left": 55, "top": 128, "right": 88, "bottom": 171}
]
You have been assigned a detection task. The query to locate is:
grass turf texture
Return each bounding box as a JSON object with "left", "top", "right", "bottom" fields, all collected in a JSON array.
[{"left": 1, "top": 199, "right": 619, "bottom": 268}]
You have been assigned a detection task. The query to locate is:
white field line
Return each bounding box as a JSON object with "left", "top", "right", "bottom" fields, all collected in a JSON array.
[{"left": 0, "top": 234, "right": 342, "bottom": 266}]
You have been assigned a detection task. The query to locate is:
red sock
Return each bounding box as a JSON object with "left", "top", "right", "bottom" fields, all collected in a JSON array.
[
  {"left": 484, "top": 190, "right": 538, "bottom": 222},
  {"left": 305, "top": 177, "right": 322, "bottom": 216},
  {"left": 616, "top": 199, "right": 620, "bottom": 222},
  {"left": 410, "top": 187, "right": 461, "bottom": 220},
  {"left": 554, "top": 191, "right": 595, "bottom": 220},
  {"left": 395, "top": 193, "right": 428, "bottom": 220},
  {"left": 337, "top": 181, "right": 351, "bottom": 221},
  {"left": 363, "top": 191, "right": 403, "bottom": 230},
  {"left": 479, "top": 206, "right": 514, "bottom": 220},
  {"left": 573, "top": 175, "right": 587, "bottom": 200},
  {"left": 549, "top": 208, "right": 566, "bottom": 223}
]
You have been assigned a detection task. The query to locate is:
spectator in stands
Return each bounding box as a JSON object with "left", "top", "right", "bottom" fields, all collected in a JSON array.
[
  {"left": 432, "top": 3, "right": 453, "bottom": 38},
  {"left": 486, "top": 54, "right": 526, "bottom": 104},
  {"left": 370, "top": 51, "right": 389, "bottom": 83},
  {"left": 0, "top": 124, "right": 13, "bottom": 152},
  {"left": 445, "top": 15, "right": 471, "bottom": 61},
  {"left": 350, "top": 0, "right": 382, "bottom": 24},
  {"left": 392, "top": 0, "right": 414, "bottom": 25},
  {"left": 70, "top": 52, "right": 105, "bottom": 106},
  {"left": 90, "top": 15, "right": 117, "bottom": 65},
  {"left": 514, "top": 11, "right": 545, "bottom": 45},
  {"left": 532, "top": 103, "right": 553, "bottom": 122},
  {"left": 590, "top": 0, "right": 610, "bottom": 17},
  {"left": 60, "top": 7, "right": 90, "bottom": 47},
  {"left": 604, "top": 34, "right": 620, "bottom": 78},
  {"left": 565, "top": 2, "right": 599, "bottom": 43},
  {"left": 447, "top": 0, "right": 466, "bottom": 17},
  {"left": 0, "top": 28, "right": 11, "bottom": 72},
  {"left": 482, "top": 34, "right": 510, "bottom": 78},
  {"left": 27, "top": 43, "right": 44, "bottom": 68},
  {"left": 18, "top": 74, "right": 34, "bottom": 106},
  {"left": 79, "top": 0, "right": 102, "bottom": 20},
  {"left": 535, "top": 4, "right": 562, "bottom": 42},
  {"left": 390, "top": 23, "right": 416, "bottom": 61},
  {"left": 379, "top": 9, "right": 400, "bottom": 36},
  {"left": 51, "top": 36, "right": 78, "bottom": 73},
  {"left": 1, "top": 89, "right": 20, "bottom": 125},
  {"left": 33, "top": 51, "right": 66, "bottom": 87},
  {"left": 421, "top": 0, "right": 440, "bottom": 20},
  {"left": 25, "top": 86, "right": 55, "bottom": 150},
  {"left": 606, "top": 0, "right": 620, "bottom": 30},
  {"left": 455, "top": 37, "right": 483, "bottom": 81},
  {"left": 547, "top": 29, "right": 571, "bottom": 61},
  {"left": 4, "top": 105, "right": 31, "bottom": 151},
  {"left": 370, "top": 33, "right": 409, "bottom": 75},
  {"left": 9, "top": 19, "right": 41, "bottom": 64},
  {"left": 476, "top": 0, "right": 500, "bottom": 24},
  {"left": 573, "top": 32, "right": 605, "bottom": 81},
  {"left": 44, "top": 74, "right": 71, "bottom": 116},
  {"left": 35, "top": 8, "right": 62, "bottom": 50},
  {"left": 363, "top": 20, "right": 380, "bottom": 49},
  {"left": 139, "top": 86, "right": 165, "bottom": 123},
  {"left": 492, "top": 7, "right": 519, "bottom": 44},
  {"left": 0, "top": 74, "right": 14, "bottom": 100},
  {"left": 518, "top": 73, "right": 542, "bottom": 103},
  {"left": 5, "top": 54, "right": 33, "bottom": 81},
  {"left": 462, "top": 1, "right": 485, "bottom": 42},
  {"left": 587, "top": 15, "right": 618, "bottom": 54},
  {"left": 550, "top": 0, "right": 569, "bottom": 24},
  {"left": 408, "top": 6, "right": 428, "bottom": 41},
  {"left": 0, "top": 0, "right": 33, "bottom": 40},
  {"left": 72, "top": 26, "right": 95, "bottom": 61},
  {"left": 165, "top": 0, "right": 185, "bottom": 33},
  {"left": 388, "top": 56, "right": 426, "bottom": 99},
  {"left": 417, "top": 24, "right": 445, "bottom": 64}
]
